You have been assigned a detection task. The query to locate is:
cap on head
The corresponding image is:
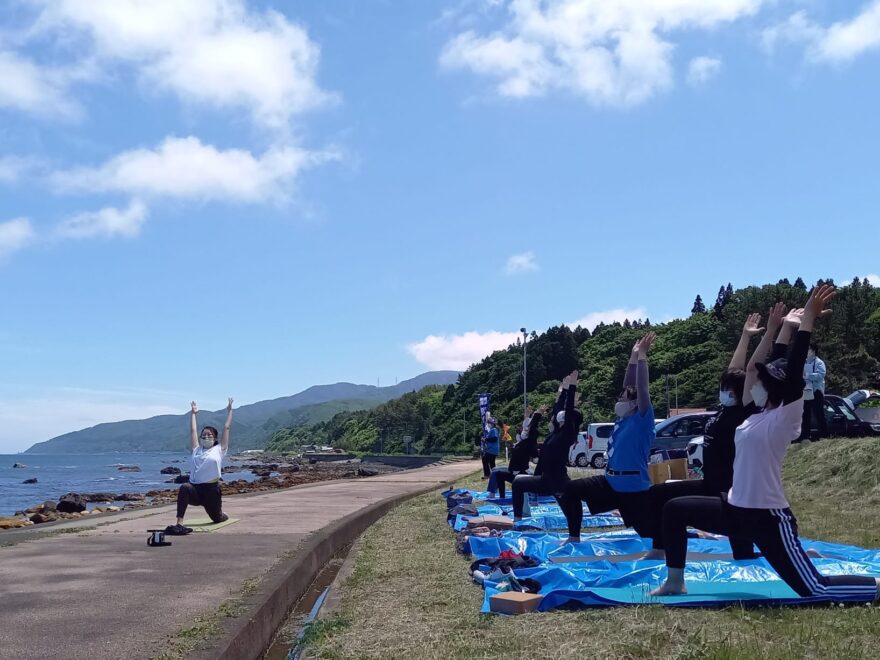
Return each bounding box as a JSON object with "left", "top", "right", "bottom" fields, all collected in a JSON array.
[{"left": 756, "top": 358, "right": 787, "bottom": 383}]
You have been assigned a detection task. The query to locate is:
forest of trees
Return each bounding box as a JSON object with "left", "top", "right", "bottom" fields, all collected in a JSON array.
[{"left": 267, "top": 278, "right": 880, "bottom": 455}]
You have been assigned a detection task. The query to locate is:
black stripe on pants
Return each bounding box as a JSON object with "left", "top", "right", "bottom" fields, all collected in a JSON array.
[
  {"left": 648, "top": 479, "right": 756, "bottom": 558},
  {"left": 481, "top": 453, "right": 496, "bottom": 477},
  {"left": 511, "top": 474, "right": 566, "bottom": 518},
  {"left": 176, "top": 482, "right": 225, "bottom": 523},
  {"left": 661, "top": 496, "right": 876, "bottom": 601}
]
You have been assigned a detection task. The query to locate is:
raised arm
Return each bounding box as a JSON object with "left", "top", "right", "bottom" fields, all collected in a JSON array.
[
  {"left": 743, "top": 303, "right": 786, "bottom": 406},
  {"left": 636, "top": 332, "right": 656, "bottom": 416},
  {"left": 562, "top": 371, "right": 579, "bottom": 431},
  {"left": 729, "top": 313, "right": 764, "bottom": 371},
  {"left": 221, "top": 398, "right": 233, "bottom": 452},
  {"left": 623, "top": 340, "right": 639, "bottom": 388},
  {"left": 526, "top": 406, "right": 545, "bottom": 443},
  {"left": 784, "top": 286, "right": 834, "bottom": 405},
  {"left": 190, "top": 401, "right": 198, "bottom": 450}
]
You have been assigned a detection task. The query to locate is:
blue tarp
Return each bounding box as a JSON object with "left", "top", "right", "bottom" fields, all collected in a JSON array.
[
  {"left": 445, "top": 489, "right": 880, "bottom": 610},
  {"left": 472, "top": 529, "right": 880, "bottom": 611}
]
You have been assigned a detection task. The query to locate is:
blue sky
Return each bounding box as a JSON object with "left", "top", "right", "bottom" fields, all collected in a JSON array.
[{"left": 1, "top": 0, "right": 880, "bottom": 451}]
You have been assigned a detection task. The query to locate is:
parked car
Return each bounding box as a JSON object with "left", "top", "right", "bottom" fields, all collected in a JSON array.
[
  {"left": 568, "top": 423, "right": 613, "bottom": 468},
  {"left": 653, "top": 412, "right": 716, "bottom": 454},
  {"left": 819, "top": 395, "right": 880, "bottom": 437}
]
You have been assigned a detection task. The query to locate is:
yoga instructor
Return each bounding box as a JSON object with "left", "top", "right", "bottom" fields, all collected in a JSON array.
[{"left": 167, "top": 398, "right": 233, "bottom": 535}]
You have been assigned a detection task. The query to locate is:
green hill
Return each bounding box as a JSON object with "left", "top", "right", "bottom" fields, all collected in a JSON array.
[{"left": 269, "top": 277, "right": 880, "bottom": 455}]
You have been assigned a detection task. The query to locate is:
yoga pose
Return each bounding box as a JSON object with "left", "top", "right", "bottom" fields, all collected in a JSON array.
[
  {"left": 169, "top": 399, "right": 233, "bottom": 534},
  {"left": 643, "top": 307, "right": 786, "bottom": 560},
  {"left": 651, "top": 285, "right": 880, "bottom": 601},
  {"left": 487, "top": 405, "right": 545, "bottom": 498},
  {"left": 561, "top": 333, "right": 656, "bottom": 543},
  {"left": 511, "top": 371, "right": 581, "bottom": 520}
]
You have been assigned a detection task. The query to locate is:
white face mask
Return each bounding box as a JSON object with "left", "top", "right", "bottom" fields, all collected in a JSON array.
[
  {"left": 750, "top": 383, "right": 769, "bottom": 408},
  {"left": 199, "top": 436, "right": 216, "bottom": 449},
  {"left": 614, "top": 400, "right": 637, "bottom": 418},
  {"left": 719, "top": 390, "right": 738, "bottom": 407},
  {"left": 555, "top": 411, "right": 566, "bottom": 426}
]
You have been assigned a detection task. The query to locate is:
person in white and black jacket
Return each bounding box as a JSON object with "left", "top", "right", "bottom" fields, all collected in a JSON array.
[{"left": 651, "top": 286, "right": 880, "bottom": 602}]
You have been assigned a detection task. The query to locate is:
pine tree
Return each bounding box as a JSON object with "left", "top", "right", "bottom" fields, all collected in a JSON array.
[
  {"left": 794, "top": 277, "right": 807, "bottom": 290},
  {"left": 725, "top": 283, "right": 733, "bottom": 301},
  {"left": 692, "top": 295, "right": 706, "bottom": 314}
]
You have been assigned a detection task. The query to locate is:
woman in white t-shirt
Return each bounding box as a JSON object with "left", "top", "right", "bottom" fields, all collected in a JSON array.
[
  {"left": 167, "top": 398, "right": 233, "bottom": 535},
  {"left": 652, "top": 286, "right": 879, "bottom": 602}
]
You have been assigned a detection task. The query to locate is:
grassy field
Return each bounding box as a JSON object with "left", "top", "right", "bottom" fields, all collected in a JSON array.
[{"left": 305, "top": 438, "right": 880, "bottom": 660}]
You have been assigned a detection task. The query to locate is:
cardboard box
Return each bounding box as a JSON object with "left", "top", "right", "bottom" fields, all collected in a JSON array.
[
  {"left": 649, "top": 458, "right": 689, "bottom": 484},
  {"left": 489, "top": 591, "right": 543, "bottom": 615},
  {"left": 466, "top": 515, "right": 514, "bottom": 531}
]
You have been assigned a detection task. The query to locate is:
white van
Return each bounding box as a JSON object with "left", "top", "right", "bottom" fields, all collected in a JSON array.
[{"left": 569, "top": 423, "right": 613, "bottom": 468}]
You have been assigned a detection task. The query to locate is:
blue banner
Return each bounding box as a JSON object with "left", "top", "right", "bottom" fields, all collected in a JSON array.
[{"left": 478, "top": 393, "right": 491, "bottom": 438}]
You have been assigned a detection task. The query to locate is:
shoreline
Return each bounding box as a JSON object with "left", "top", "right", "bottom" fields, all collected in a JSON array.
[{"left": 0, "top": 453, "right": 403, "bottom": 530}]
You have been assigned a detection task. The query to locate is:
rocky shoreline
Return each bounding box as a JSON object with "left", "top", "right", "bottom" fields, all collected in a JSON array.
[{"left": 0, "top": 454, "right": 403, "bottom": 530}]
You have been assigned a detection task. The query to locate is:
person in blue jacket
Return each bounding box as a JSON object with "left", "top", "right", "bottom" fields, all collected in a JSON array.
[
  {"left": 561, "top": 333, "right": 657, "bottom": 543},
  {"left": 481, "top": 417, "right": 500, "bottom": 478},
  {"left": 799, "top": 342, "right": 828, "bottom": 441}
]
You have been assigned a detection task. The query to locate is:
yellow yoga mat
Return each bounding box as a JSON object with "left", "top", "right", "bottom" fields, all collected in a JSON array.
[{"left": 186, "top": 517, "right": 240, "bottom": 532}]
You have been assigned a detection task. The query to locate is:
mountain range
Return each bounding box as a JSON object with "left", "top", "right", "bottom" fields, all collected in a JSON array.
[{"left": 24, "top": 371, "right": 460, "bottom": 453}]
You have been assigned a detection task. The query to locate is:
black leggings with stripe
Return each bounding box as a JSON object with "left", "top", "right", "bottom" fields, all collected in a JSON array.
[{"left": 661, "top": 496, "right": 877, "bottom": 601}]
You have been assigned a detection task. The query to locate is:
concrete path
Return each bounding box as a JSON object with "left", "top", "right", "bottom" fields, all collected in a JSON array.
[{"left": 0, "top": 461, "right": 479, "bottom": 660}]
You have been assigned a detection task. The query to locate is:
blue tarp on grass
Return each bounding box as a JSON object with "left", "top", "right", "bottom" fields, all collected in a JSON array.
[{"left": 471, "top": 529, "right": 880, "bottom": 611}]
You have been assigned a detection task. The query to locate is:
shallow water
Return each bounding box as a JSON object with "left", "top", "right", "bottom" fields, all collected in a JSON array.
[{"left": 0, "top": 452, "right": 257, "bottom": 515}]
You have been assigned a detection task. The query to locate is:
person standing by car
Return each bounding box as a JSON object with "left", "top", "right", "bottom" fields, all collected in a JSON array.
[{"left": 800, "top": 343, "right": 828, "bottom": 441}]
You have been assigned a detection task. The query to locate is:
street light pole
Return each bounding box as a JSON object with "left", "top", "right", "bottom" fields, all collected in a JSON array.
[{"left": 521, "top": 327, "right": 528, "bottom": 417}]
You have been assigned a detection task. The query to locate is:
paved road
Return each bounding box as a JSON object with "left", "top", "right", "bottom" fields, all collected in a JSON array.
[{"left": 0, "top": 461, "right": 479, "bottom": 660}]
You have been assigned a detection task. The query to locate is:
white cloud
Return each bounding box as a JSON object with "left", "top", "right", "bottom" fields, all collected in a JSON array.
[
  {"left": 407, "top": 330, "right": 520, "bottom": 371},
  {"left": 52, "top": 136, "right": 334, "bottom": 203},
  {"left": 763, "top": 3, "right": 880, "bottom": 63},
  {"left": 0, "top": 50, "right": 82, "bottom": 119},
  {"left": 32, "top": 0, "right": 334, "bottom": 129},
  {"left": 568, "top": 307, "right": 648, "bottom": 331},
  {"left": 440, "top": 0, "right": 764, "bottom": 106},
  {"left": 56, "top": 199, "right": 149, "bottom": 239},
  {"left": 862, "top": 274, "right": 880, "bottom": 287},
  {"left": 505, "top": 251, "right": 539, "bottom": 274},
  {"left": 687, "top": 56, "right": 722, "bottom": 86},
  {"left": 0, "top": 218, "right": 36, "bottom": 260}
]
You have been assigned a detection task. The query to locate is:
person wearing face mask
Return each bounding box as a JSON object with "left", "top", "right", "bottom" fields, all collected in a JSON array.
[
  {"left": 168, "top": 398, "right": 234, "bottom": 535},
  {"left": 560, "top": 333, "right": 657, "bottom": 544},
  {"left": 487, "top": 405, "right": 546, "bottom": 498},
  {"left": 510, "top": 371, "right": 581, "bottom": 520},
  {"left": 642, "top": 306, "right": 787, "bottom": 559},
  {"left": 652, "top": 285, "right": 880, "bottom": 602},
  {"left": 798, "top": 343, "right": 828, "bottom": 441}
]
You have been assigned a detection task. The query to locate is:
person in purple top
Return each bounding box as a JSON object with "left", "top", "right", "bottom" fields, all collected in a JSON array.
[{"left": 560, "top": 333, "right": 657, "bottom": 543}]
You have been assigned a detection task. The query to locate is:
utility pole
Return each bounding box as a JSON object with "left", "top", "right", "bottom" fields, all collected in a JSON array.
[
  {"left": 521, "top": 327, "right": 528, "bottom": 417},
  {"left": 665, "top": 374, "right": 670, "bottom": 417}
]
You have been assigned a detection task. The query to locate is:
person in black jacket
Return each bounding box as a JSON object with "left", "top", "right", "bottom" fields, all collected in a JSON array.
[
  {"left": 511, "top": 371, "right": 582, "bottom": 520},
  {"left": 487, "top": 405, "right": 546, "bottom": 497},
  {"left": 642, "top": 306, "right": 786, "bottom": 559}
]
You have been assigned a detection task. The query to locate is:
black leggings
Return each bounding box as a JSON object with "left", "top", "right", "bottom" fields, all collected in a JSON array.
[
  {"left": 648, "top": 479, "right": 756, "bottom": 558},
  {"left": 177, "top": 482, "right": 226, "bottom": 523},
  {"left": 661, "top": 496, "right": 877, "bottom": 600},
  {"left": 491, "top": 468, "right": 514, "bottom": 497},
  {"left": 511, "top": 474, "right": 566, "bottom": 518},
  {"left": 800, "top": 391, "right": 828, "bottom": 440},
  {"left": 481, "top": 453, "right": 497, "bottom": 477},
  {"left": 562, "top": 475, "right": 653, "bottom": 539}
]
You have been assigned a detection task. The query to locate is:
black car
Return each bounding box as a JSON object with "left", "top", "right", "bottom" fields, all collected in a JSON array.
[{"left": 820, "top": 395, "right": 880, "bottom": 437}]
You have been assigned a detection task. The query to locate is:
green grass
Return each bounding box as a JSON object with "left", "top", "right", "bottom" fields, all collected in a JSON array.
[{"left": 306, "top": 437, "right": 880, "bottom": 660}]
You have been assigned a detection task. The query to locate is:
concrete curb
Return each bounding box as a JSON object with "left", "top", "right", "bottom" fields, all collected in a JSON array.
[{"left": 193, "top": 474, "right": 470, "bottom": 660}]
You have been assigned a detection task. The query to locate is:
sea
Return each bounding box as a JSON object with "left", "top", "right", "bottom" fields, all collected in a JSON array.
[{"left": 0, "top": 452, "right": 259, "bottom": 516}]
